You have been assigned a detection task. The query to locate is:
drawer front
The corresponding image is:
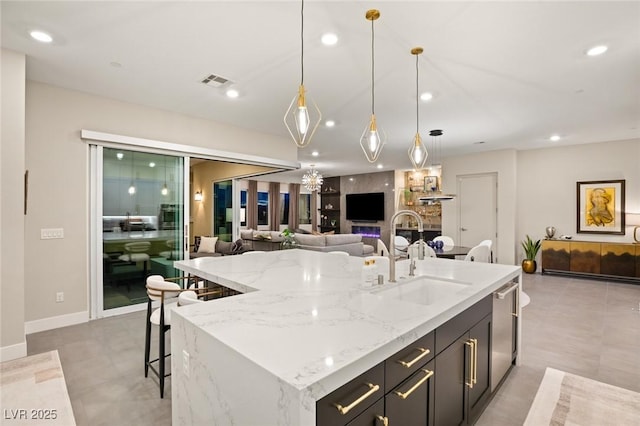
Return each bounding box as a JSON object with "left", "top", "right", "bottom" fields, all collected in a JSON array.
[
  {"left": 385, "top": 359, "right": 435, "bottom": 426},
  {"left": 435, "top": 295, "right": 492, "bottom": 355},
  {"left": 385, "top": 331, "right": 434, "bottom": 392},
  {"left": 345, "top": 398, "right": 385, "bottom": 426},
  {"left": 317, "top": 362, "right": 385, "bottom": 426}
]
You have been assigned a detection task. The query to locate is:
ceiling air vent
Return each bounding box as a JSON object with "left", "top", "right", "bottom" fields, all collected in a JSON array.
[{"left": 201, "top": 74, "right": 232, "bottom": 89}]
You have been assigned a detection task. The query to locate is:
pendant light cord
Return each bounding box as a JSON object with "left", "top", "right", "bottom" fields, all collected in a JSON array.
[
  {"left": 415, "top": 54, "right": 419, "bottom": 134},
  {"left": 300, "top": 0, "right": 304, "bottom": 86},
  {"left": 371, "top": 17, "right": 375, "bottom": 115}
]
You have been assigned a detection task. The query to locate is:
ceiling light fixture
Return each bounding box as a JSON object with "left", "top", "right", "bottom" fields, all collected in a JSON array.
[
  {"left": 419, "top": 129, "right": 455, "bottom": 204},
  {"left": 586, "top": 45, "right": 608, "bottom": 56},
  {"left": 325, "top": 120, "right": 335, "bottom": 127},
  {"left": 420, "top": 92, "right": 433, "bottom": 102},
  {"left": 311, "top": 150, "right": 319, "bottom": 157},
  {"left": 284, "top": 0, "right": 321, "bottom": 148},
  {"left": 226, "top": 89, "right": 239, "bottom": 98},
  {"left": 408, "top": 47, "right": 428, "bottom": 170},
  {"left": 30, "top": 30, "right": 53, "bottom": 43},
  {"left": 360, "top": 9, "right": 385, "bottom": 163},
  {"left": 549, "top": 134, "right": 561, "bottom": 142},
  {"left": 321, "top": 33, "right": 338, "bottom": 46},
  {"left": 302, "top": 165, "right": 323, "bottom": 192}
]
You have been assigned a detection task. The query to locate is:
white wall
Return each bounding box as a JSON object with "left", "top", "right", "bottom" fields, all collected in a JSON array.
[
  {"left": 23, "top": 81, "right": 297, "bottom": 325},
  {"left": 1, "top": 49, "right": 27, "bottom": 360},
  {"left": 517, "top": 139, "right": 640, "bottom": 249},
  {"left": 441, "top": 149, "right": 518, "bottom": 265}
]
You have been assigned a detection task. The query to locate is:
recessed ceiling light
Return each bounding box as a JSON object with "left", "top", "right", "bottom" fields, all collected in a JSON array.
[
  {"left": 377, "top": 164, "right": 383, "bottom": 169},
  {"left": 586, "top": 45, "right": 608, "bottom": 56},
  {"left": 321, "top": 33, "right": 338, "bottom": 46},
  {"left": 420, "top": 92, "right": 433, "bottom": 102},
  {"left": 226, "top": 89, "right": 239, "bottom": 98},
  {"left": 311, "top": 151, "right": 319, "bottom": 157},
  {"left": 30, "top": 30, "right": 53, "bottom": 43},
  {"left": 116, "top": 152, "right": 124, "bottom": 160},
  {"left": 473, "top": 141, "right": 485, "bottom": 145},
  {"left": 110, "top": 61, "right": 122, "bottom": 68},
  {"left": 325, "top": 120, "right": 335, "bottom": 127},
  {"left": 549, "top": 134, "right": 561, "bottom": 142},
  {"left": 149, "top": 162, "right": 156, "bottom": 168},
  {"left": 349, "top": 177, "right": 354, "bottom": 182}
]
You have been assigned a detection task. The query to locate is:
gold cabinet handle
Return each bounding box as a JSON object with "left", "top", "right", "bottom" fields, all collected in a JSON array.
[
  {"left": 333, "top": 382, "right": 380, "bottom": 415},
  {"left": 465, "top": 339, "right": 475, "bottom": 389},
  {"left": 471, "top": 338, "right": 478, "bottom": 386},
  {"left": 376, "top": 415, "right": 389, "bottom": 426},
  {"left": 396, "top": 347, "right": 431, "bottom": 369},
  {"left": 393, "top": 369, "right": 434, "bottom": 400}
]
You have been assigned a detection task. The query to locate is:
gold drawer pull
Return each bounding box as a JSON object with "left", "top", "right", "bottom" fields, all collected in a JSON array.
[
  {"left": 472, "top": 338, "right": 478, "bottom": 385},
  {"left": 376, "top": 415, "right": 389, "bottom": 426},
  {"left": 393, "top": 369, "right": 434, "bottom": 400},
  {"left": 396, "top": 347, "right": 430, "bottom": 369},
  {"left": 333, "top": 382, "right": 380, "bottom": 415},
  {"left": 465, "top": 339, "right": 475, "bottom": 389}
]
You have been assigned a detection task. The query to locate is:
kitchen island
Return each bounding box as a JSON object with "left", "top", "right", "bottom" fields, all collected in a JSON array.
[{"left": 171, "top": 250, "right": 521, "bottom": 425}]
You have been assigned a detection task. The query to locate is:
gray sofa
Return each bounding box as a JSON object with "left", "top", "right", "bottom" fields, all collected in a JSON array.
[{"left": 293, "top": 233, "right": 374, "bottom": 256}]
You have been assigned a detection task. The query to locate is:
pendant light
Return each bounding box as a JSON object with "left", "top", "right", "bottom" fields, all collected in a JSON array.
[
  {"left": 419, "top": 129, "right": 456, "bottom": 203},
  {"left": 302, "top": 164, "right": 323, "bottom": 192},
  {"left": 284, "top": 0, "right": 321, "bottom": 148},
  {"left": 408, "top": 47, "right": 428, "bottom": 170},
  {"left": 360, "top": 9, "right": 385, "bottom": 163}
]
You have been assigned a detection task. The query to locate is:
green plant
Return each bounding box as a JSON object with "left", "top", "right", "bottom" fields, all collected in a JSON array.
[
  {"left": 521, "top": 235, "right": 541, "bottom": 260},
  {"left": 280, "top": 228, "right": 296, "bottom": 249}
]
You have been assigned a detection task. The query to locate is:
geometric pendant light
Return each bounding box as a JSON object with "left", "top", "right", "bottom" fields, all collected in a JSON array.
[
  {"left": 360, "top": 9, "right": 385, "bottom": 163},
  {"left": 284, "top": 0, "right": 322, "bottom": 148},
  {"left": 408, "top": 47, "right": 428, "bottom": 170}
]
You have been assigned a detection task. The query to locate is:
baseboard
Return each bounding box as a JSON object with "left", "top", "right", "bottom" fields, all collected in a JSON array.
[
  {"left": 25, "top": 310, "right": 89, "bottom": 334},
  {"left": 0, "top": 340, "right": 27, "bottom": 362}
]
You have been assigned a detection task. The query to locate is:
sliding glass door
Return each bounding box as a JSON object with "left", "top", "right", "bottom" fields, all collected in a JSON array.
[{"left": 101, "top": 148, "right": 184, "bottom": 312}]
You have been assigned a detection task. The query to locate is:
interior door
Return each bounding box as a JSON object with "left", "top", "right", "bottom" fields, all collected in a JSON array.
[{"left": 457, "top": 173, "right": 497, "bottom": 261}]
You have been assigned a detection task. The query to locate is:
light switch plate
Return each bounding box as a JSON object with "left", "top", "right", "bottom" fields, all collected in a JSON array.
[{"left": 41, "top": 228, "right": 64, "bottom": 239}]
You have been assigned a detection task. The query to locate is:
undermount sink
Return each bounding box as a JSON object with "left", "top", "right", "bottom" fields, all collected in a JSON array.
[{"left": 372, "top": 276, "right": 471, "bottom": 306}]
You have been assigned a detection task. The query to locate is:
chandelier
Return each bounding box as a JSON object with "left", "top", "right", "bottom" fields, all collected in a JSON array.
[
  {"left": 419, "top": 129, "right": 456, "bottom": 203},
  {"left": 302, "top": 165, "right": 323, "bottom": 192},
  {"left": 284, "top": 0, "right": 321, "bottom": 148}
]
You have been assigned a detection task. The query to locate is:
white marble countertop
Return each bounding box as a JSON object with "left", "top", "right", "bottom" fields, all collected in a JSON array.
[{"left": 173, "top": 250, "right": 520, "bottom": 402}]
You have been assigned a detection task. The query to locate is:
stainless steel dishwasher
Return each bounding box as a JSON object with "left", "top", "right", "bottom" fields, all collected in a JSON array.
[{"left": 491, "top": 280, "right": 519, "bottom": 391}]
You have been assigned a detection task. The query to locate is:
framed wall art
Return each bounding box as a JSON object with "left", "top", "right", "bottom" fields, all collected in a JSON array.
[
  {"left": 576, "top": 179, "right": 625, "bottom": 234},
  {"left": 424, "top": 175, "right": 439, "bottom": 192}
]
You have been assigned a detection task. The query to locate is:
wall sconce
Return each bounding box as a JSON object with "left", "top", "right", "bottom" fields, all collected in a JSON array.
[
  {"left": 194, "top": 191, "right": 203, "bottom": 202},
  {"left": 626, "top": 213, "right": 640, "bottom": 243}
]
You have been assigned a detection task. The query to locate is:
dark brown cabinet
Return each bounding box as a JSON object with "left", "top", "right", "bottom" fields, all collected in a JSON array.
[
  {"left": 385, "top": 359, "right": 435, "bottom": 426},
  {"left": 434, "top": 296, "right": 492, "bottom": 426},
  {"left": 541, "top": 240, "right": 639, "bottom": 283}
]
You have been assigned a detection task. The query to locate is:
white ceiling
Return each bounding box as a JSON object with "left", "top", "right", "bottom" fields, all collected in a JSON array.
[{"left": 2, "top": 1, "right": 639, "bottom": 181}]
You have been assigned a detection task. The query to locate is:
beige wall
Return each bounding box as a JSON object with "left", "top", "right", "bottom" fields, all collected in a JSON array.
[
  {"left": 23, "top": 81, "right": 297, "bottom": 324},
  {"left": 517, "top": 139, "right": 640, "bottom": 250},
  {"left": 191, "top": 161, "right": 275, "bottom": 241},
  {"left": 1, "top": 49, "right": 26, "bottom": 360},
  {"left": 441, "top": 149, "right": 518, "bottom": 264}
]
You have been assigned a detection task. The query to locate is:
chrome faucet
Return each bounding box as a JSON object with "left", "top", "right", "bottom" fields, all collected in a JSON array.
[{"left": 389, "top": 210, "right": 424, "bottom": 283}]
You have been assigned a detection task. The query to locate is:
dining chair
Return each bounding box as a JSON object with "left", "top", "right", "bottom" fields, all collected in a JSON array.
[
  {"left": 478, "top": 239, "right": 493, "bottom": 263},
  {"left": 463, "top": 244, "right": 490, "bottom": 262},
  {"left": 433, "top": 235, "right": 455, "bottom": 247},
  {"left": 408, "top": 240, "right": 437, "bottom": 259},
  {"left": 393, "top": 235, "right": 410, "bottom": 258},
  {"left": 376, "top": 239, "right": 389, "bottom": 257}
]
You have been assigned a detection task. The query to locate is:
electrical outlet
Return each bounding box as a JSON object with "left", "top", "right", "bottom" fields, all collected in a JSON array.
[
  {"left": 41, "top": 228, "right": 64, "bottom": 239},
  {"left": 182, "top": 350, "right": 190, "bottom": 378},
  {"left": 56, "top": 292, "right": 64, "bottom": 303}
]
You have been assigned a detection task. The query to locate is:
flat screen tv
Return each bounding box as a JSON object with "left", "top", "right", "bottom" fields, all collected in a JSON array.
[{"left": 346, "top": 192, "right": 385, "bottom": 221}]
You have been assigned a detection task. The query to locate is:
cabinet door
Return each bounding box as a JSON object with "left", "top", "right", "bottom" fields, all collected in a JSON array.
[
  {"left": 468, "top": 315, "right": 492, "bottom": 424},
  {"left": 385, "top": 359, "right": 435, "bottom": 426},
  {"left": 541, "top": 240, "right": 570, "bottom": 272},
  {"left": 346, "top": 399, "right": 385, "bottom": 426},
  {"left": 434, "top": 334, "right": 468, "bottom": 426}
]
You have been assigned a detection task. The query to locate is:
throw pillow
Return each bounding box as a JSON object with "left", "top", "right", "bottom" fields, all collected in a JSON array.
[
  {"left": 198, "top": 236, "right": 218, "bottom": 253},
  {"left": 253, "top": 231, "right": 272, "bottom": 240}
]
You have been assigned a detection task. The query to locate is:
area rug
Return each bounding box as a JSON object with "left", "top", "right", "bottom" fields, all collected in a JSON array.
[
  {"left": 524, "top": 367, "right": 640, "bottom": 425},
  {"left": 0, "top": 350, "right": 76, "bottom": 425}
]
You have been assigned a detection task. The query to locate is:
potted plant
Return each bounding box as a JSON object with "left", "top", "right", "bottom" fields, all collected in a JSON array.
[
  {"left": 280, "top": 228, "right": 296, "bottom": 250},
  {"left": 521, "top": 235, "right": 541, "bottom": 273}
]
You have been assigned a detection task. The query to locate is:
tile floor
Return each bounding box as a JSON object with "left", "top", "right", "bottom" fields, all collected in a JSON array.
[{"left": 25, "top": 273, "right": 640, "bottom": 426}]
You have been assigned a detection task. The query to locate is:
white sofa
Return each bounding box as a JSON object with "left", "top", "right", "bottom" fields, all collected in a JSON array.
[{"left": 293, "top": 233, "right": 374, "bottom": 257}]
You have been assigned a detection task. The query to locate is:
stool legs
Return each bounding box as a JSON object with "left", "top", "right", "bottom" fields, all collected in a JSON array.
[{"left": 144, "top": 300, "right": 152, "bottom": 377}]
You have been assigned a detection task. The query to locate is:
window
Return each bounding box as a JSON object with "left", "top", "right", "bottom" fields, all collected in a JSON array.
[
  {"left": 280, "top": 193, "right": 289, "bottom": 225},
  {"left": 240, "top": 190, "right": 247, "bottom": 226},
  {"left": 299, "top": 194, "right": 311, "bottom": 224},
  {"left": 258, "top": 192, "right": 268, "bottom": 226}
]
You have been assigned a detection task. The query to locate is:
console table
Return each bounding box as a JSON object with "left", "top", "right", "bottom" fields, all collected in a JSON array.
[{"left": 541, "top": 240, "right": 640, "bottom": 283}]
